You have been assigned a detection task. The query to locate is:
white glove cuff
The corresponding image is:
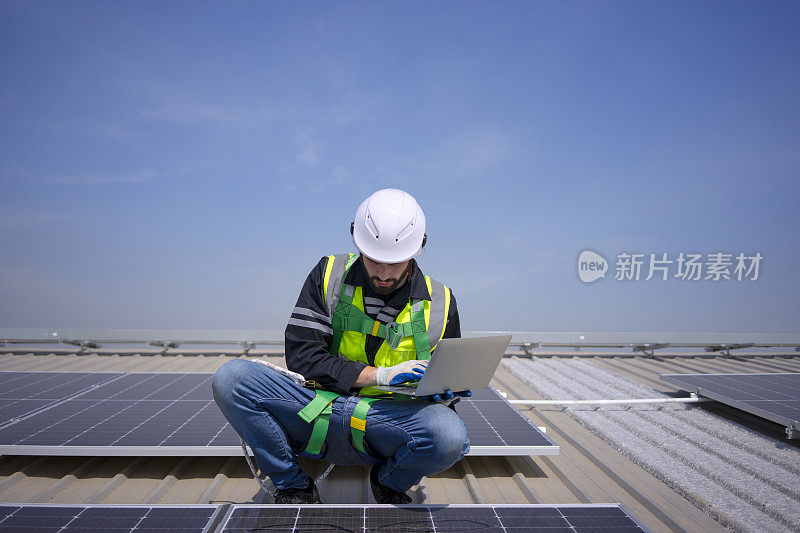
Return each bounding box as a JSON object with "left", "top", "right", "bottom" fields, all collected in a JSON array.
[{"left": 375, "top": 366, "right": 390, "bottom": 386}]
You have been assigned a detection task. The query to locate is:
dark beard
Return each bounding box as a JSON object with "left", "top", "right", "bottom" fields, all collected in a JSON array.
[{"left": 368, "top": 276, "right": 405, "bottom": 295}]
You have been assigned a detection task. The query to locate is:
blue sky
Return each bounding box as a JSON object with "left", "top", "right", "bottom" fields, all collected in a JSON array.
[{"left": 1, "top": 1, "right": 798, "bottom": 333}]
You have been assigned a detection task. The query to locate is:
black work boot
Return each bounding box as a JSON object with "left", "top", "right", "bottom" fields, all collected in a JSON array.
[
  {"left": 272, "top": 475, "right": 321, "bottom": 504},
  {"left": 370, "top": 466, "right": 412, "bottom": 504}
]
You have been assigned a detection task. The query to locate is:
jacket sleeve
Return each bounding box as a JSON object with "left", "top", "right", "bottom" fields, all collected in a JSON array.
[
  {"left": 442, "top": 291, "right": 464, "bottom": 411},
  {"left": 443, "top": 291, "right": 461, "bottom": 339},
  {"left": 284, "top": 257, "right": 368, "bottom": 395}
]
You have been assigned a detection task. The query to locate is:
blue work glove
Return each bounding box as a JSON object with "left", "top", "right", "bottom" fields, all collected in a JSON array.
[
  {"left": 376, "top": 360, "right": 429, "bottom": 386},
  {"left": 429, "top": 389, "right": 472, "bottom": 403}
]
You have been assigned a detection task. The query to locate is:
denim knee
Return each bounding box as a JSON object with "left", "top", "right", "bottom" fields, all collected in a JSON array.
[
  {"left": 211, "top": 358, "right": 250, "bottom": 405},
  {"left": 426, "top": 406, "right": 470, "bottom": 464}
]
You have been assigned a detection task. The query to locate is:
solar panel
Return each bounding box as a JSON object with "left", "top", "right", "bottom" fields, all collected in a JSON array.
[
  {"left": 0, "top": 373, "right": 557, "bottom": 456},
  {"left": 219, "top": 504, "right": 648, "bottom": 533},
  {"left": 660, "top": 373, "right": 800, "bottom": 439},
  {"left": 456, "top": 387, "right": 558, "bottom": 454},
  {"left": 0, "top": 504, "right": 221, "bottom": 533},
  {"left": 0, "top": 504, "right": 645, "bottom": 533},
  {"left": 0, "top": 373, "right": 239, "bottom": 453},
  {"left": 0, "top": 371, "right": 122, "bottom": 426}
]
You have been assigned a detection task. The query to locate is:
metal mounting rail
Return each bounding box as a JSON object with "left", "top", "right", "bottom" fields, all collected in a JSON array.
[
  {"left": 1, "top": 329, "right": 799, "bottom": 355},
  {"left": 509, "top": 395, "right": 707, "bottom": 406}
]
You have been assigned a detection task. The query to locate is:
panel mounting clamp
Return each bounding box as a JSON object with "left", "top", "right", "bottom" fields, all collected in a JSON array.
[
  {"left": 239, "top": 341, "right": 256, "bottom": 355},
  {"left": 705, "top": 343, "right": 755, "bottom": 357},
  {"left": 632, "top": 343, "right": 670, "bottom": 357}
]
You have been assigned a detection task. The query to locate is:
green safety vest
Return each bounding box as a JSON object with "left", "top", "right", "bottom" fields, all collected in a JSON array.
[{"left": 297, "top": 253, "right": 452, "bottom": 458}]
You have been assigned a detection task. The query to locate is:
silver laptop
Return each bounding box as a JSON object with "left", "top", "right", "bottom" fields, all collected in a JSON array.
[{"left": 374, "top": 335, "right": 512, "bottom": 397}]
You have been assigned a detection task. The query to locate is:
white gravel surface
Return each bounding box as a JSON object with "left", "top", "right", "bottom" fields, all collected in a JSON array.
[{"left": 503, "top": 357, "right": 800, "bottom": 533}]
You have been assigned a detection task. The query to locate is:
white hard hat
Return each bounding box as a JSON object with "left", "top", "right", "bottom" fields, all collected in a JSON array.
[{"left": 351, "top": 188, "right": 427, "bottom": 263}]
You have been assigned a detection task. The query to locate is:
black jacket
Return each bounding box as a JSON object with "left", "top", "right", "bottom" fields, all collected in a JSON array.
[{"left": 284, "top": 254, "right": 461, "bottom": 395}]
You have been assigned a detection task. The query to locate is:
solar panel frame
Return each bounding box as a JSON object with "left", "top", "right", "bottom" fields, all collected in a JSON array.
[
  {"left": 660, "top": 372, "right": 800, "bottom": 439},
  {"left": 0, "top": 373, "right": 557, "bottom": 456},
  {"left": 218, "top": 504, "right": 649, "bottom": 533},
  {"left": 0, "top": 504, "right": 224, "bottom": 533}
]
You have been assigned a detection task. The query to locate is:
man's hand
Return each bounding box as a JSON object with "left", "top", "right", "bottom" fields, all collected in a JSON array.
[
  {"left": 429, "top": 389, "right": 472, "bottom": 403},
  {"left": 375, "top": 360, "right": 429, "bottom": 386}
]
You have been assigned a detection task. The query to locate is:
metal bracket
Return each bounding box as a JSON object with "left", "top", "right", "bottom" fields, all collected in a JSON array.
[
  {"left": 633, "top": 343, "right": 670, "bottom": 357},
  {"left": 521, "top": 342, "right": 540, "bottom": 357},
  {"left": 61, "top": 340, "right": 100, "bottom": 354},
  {"left": 147, "top": 341, "right": 179, "bottom": 355},
  {"left": 705, "top": 343, "right": 755, "bottom": 357},
  {"left": 239, "top": 341, "right": 255, "bottom": 356}
]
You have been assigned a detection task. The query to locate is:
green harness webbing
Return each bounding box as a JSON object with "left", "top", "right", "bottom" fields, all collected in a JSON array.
[
  {"left": 298, "top": 392, "right": 382, "bottom": 456},
  {"left": 330, "top": 282, "right": 432, "bottom": 361},
  {"left": 298, "top": 390, "right": 339, "bottom": 456},
  {"left": 297, "top": 258, "right": 433, "bottom": 458},
  {"left": 349, "top": 396, "right": 381, "bottom": 453}
]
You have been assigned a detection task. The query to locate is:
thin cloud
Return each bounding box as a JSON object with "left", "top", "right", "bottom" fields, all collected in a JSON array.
[
  {"left": 310, "top": 17, "right": 327, "bottom": 29},
  {"left": 283, "top": 164, "right": 353, "bottom": 193},
  {"left": 295, "top": 133, "right": 320, "bottom": 167},
  {"left": 141, "top": 102, "right": 242, "bottom": 125},
  {"left": 281, "top": 129, "right": 322, "bottom": 173},
  {"left": 445, "top": 128, "right": 512, "bottom": 175},
  {"left": 137, "top": 87, "right": 289, "bottom": 128},
  {"left": 2, "top": 165, "right": 157, "bottom": 186},
  {"left": 0, "top": 213, "right": 71, "bottom": 230},
  {"left": 51, "top": 170, "right": 156, "bottom": 185},
  {"left": 373, "top": 125, "right": 515, "bottom": 184}
]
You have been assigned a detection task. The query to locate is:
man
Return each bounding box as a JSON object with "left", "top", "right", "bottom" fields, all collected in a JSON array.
[{"left": 212, "top": 188, "right": 469, "bottom": 504}]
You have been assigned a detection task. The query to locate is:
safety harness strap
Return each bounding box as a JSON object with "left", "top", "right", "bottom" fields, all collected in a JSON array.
[
  {"left": 329, "top": 282, "right": 354, "bottom": 356},
  {"left": 409, "top": 299, "right": 431, "bottom": 361},
  {"left": 298, "top": 390, "right": 340, "bottom": 423},
  {"left": 350, "top": 397, "right": 382, "bottom": 453},
  {"left": 298, "top": 391, "right": 385, "bottom": 457},
  {"left": 298, "top": 390, "right": 339, "bottom": 458},
  {"left": 302, "top": 403, "right": 333, "bottom": 457},
  {"left": 331, "top": 281, "right": 426, "bottom": 354},
  {"left": 332, "top": 314, "right": 415, "bottom": 345}
]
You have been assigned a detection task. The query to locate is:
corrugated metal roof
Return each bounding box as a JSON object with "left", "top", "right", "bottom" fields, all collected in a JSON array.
[{"left": 1, "top": 349, "right": 799, "bottom": 532}]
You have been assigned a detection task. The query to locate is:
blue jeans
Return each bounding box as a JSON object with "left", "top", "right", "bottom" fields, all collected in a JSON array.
[{"left": 212, "top": 359, "right": 470, "bottom": 492}]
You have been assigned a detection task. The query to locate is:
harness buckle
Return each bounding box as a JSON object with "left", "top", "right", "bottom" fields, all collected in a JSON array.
[{"left": 384, "top": 321, "right": 403, "bottom": 349}]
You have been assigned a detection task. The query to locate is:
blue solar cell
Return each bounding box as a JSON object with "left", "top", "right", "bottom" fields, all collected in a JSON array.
[
  {"left": 219, "top": 505, "right": 645, "bottom": 533},
  {"left": 457, "top": 388, "right": 554, "bottom": 447},
  {"left": 0, "top": 374, "right": 554, "bottom": 455},
  {"left": 0, "top": 372, "right": 122, "bottom": 426},
  {"left": 223, "top": 506, "right": 297, "bottom": 532},
  {"left": 0, "top": 505, "right": 217, "bottom": 533},
  {"left": 661, "top": 373, "right": 800, "bottom": 438},
  {"left": 366, "top": 507, "right": 433, "bottom": 532}
]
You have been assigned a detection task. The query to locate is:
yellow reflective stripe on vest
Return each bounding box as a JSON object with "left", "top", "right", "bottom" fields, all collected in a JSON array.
[
  {"left": 322, "top": 253, "right": 355, "bottom": 315},
  {"left": 425, "top": 276, "right": 449, "bottom": 348},
  {"left": 322, "top": 254, "right": 336, "bottom": 309}
]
